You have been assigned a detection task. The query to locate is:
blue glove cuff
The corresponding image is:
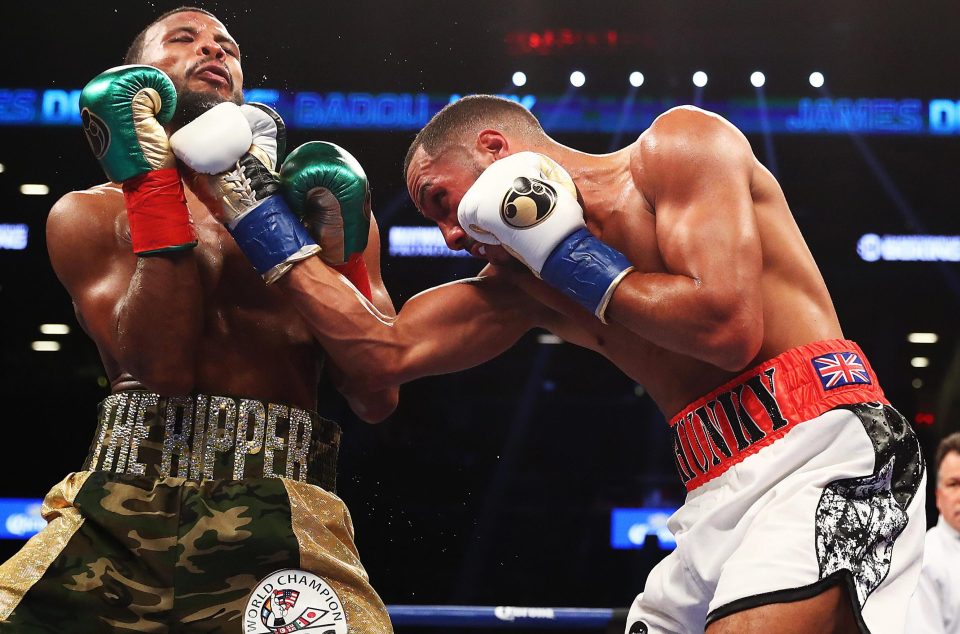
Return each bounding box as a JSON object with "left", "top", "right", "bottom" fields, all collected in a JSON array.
[
  {"left": 229, "top": 195, "right": 318, "bottom": 282},
  {"left": 540, "top": 227, "right": 634, "bottom": 322}
]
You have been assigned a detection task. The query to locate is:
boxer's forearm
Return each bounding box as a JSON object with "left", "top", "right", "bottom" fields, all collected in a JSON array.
[
  {"left": 605, "top": 271, "right": 762, "bottom": 372},
  {"left": 280, "top": 258, "right": 539, "bottom": 390},
  {"left": 114, "top": 252, "right": 204, "bottom": 393}
]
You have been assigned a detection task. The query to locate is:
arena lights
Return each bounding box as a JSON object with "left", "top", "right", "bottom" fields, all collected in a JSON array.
[
  {"left": 908, "top": 332, "right": 939, "bottom": 344},
  {"left": 512, "top": 72, "right": 527, "bottom": 88},
  {"left": 911, "top": 357, "right": 930, "bottom": 368},
  {"left": 0, "top": 224, "right": 28, "bottom": 250},
  {"left": 5, "top": 86, "right": 960, "bottom": 136},
  {"left": 809, "top": 72, "right": 825, "bottom": 88},
  {"left": 504, "top": 29, "right": 623, "bottom": 56},
  {"left": 31, "top": 341, "right": 60, "bottom": 352},
  {"left": 39, "top": 324, "right": 70, "bottom": 335},
  {"left": 570, "top": 71, "right": 586, "bottom": 88},
  {"left": 750, "top": 72, "right": 766, "bottom": 88},
  {"left": 692, "top": 71, "right": 708, "bottom": 88},
  {"left": 0, "top": 162, "right": 5, "bottom": 173},
  {"left": 20, "top": 184, "right": 48, "bottom": 196},
  {"left": 629, "top": 72, "right": 645, "bottom": 88}
]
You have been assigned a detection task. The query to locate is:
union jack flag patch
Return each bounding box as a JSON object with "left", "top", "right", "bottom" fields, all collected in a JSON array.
[{"left": 812, "top": 352, "right": 872, "bottom": 390}]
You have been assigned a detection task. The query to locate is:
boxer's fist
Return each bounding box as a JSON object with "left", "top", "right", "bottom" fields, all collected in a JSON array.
[
  {"left": 457, "top": 152, "right": 585, "bottom": 274},
  {"left": 169, "top": 101, "right": 252, "bottom": 176},
  {"left": 459, "top": 152, "right": 633, "bottom": 322},
  {"left": 80, "top": 65, "right": 195, "bottom": 254},
  {"left": 80, "top": 65, "right": 177, "bottom": 182},
  {"left": 173, "top": 102, "right": 319, "bottom": 283},
  {"left": 175, "top": 103, "right": 284, "bottom": 228},
  {"left": 280, "top": 141, "right": 372, "bottom": 299},
  {"left": 242, "top": 102, "right": 286, "bottom": 170}
]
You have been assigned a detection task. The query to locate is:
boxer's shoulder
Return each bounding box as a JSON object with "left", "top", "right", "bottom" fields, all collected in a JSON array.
[
  {"left": 47, "top": 183, "right": 132, "bottom": 266},
  {"left": 641, "top": 107, "right": 748, "bottom": 160},
  {"left": 648, "top": 105, "right": 740, "bottom": 136},
  {"left": 633, "top": 106, "right": 753, "bottom": 199},
  {"left": 49, "top": 182, "right": 124, "bottom": 226}
]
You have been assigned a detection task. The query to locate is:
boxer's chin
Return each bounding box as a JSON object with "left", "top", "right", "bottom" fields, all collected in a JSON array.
[
  {"left": 482, "top": 244, "right": 513, "bottom": 265},
  {"left": 169, "top": 89, "right": 240, "bottom": 130}
]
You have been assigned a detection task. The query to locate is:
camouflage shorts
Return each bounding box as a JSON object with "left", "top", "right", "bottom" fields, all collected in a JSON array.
[{"left": 0, "top": 471, "right": 392, "bottom": 633}]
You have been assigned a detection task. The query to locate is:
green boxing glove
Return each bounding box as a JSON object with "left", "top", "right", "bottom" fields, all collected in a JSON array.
[
  {"left": 280, "top": 142, "right": 372, "bottom": 299},
  {"left": 80, "top": 65, "right": 196, "bottom": 254}
]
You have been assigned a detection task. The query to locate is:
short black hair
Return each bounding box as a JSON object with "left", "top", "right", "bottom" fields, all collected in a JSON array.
[
  {"left": 403, "top": 94, "right": 543, "bottom": 178},
  {"left": 123, "top": 6, "right": 218, "bottom": 65}
]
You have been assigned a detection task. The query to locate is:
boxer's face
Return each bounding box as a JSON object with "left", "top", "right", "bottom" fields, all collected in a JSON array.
[
  {"left": 936, "top": 450, "right": 960, "bottom": 532},
  {"left": 138, "top": 11, "right": 244, "bottom": 106},
  {"left": 406, "top": 145, "right": 512, "bottom": 264}
]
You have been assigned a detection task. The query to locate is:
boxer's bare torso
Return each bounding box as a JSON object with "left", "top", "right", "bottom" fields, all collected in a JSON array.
[
  {"left": 503, "top": 108, "right": 842, "bottom": 416},
  {"left": 278, "top": 103, "right": 860, "bottom": 631},
  {"left": 403, "top": 105, "right": 843, "bottom": 417},
  {"left": 47, "top": 182, "right": 322, "bottom": 409}
]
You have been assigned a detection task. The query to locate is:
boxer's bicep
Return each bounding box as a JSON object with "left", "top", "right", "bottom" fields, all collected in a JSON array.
[
  {"left": 362, "top": 211, "right": 396, "bottom": 317},
  {"left": 653, "top": 132, "right": 762, "bottom": 312},
  {"left": 332, "top": 213, "right": 400, "bottom": 422},
  {"left": 392, "top": 272, "right": 546, "bottom": 381},
  {"left": 46, "top": 191, "right": 134, "bottom": 351},
  {"left": 604, "top": 110, "right": 763, "bottom": 370}
]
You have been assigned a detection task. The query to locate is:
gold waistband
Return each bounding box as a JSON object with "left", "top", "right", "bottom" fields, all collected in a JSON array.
[{"left": 84, "top": 391, "right": 341, "bottom": 491}]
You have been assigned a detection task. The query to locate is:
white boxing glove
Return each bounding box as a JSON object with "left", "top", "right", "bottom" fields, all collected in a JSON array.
[
  {"left": 458, "top": 151, "right": 633, "bottom": 322},
  {"left": 457, "top": 151, "right": 584, "bottom": 273},
  {"left": 240, "top": 102, "right": 285, "bottom": 170},
  {"left": 169, "top": 101, "right": 252, "bottom": 174}
]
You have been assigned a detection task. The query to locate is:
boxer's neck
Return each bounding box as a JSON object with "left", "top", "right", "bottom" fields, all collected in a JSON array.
[{"left": 534, "top": 142, "right": 634, "bottom": 219}]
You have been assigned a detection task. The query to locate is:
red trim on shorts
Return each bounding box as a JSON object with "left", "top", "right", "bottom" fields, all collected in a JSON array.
[
  {"left": 123, "top": 168, "right": 197, "bottom": 254},
  {"left": 670, "top": 339, "right": 887, "bottom": 492}
]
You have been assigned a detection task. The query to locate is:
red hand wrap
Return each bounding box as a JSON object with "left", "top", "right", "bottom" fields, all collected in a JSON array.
[
  {"left": 332, "top": 252, "right": 372, "bottom": 301},
  {"left": 122, "top": 168, "right": 197, "bottom": 255}
]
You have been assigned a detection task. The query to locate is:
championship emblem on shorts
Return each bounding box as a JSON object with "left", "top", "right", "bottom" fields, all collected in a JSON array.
[
  {"left": 244, "top": 569, "right": 348, "bottom": 634},
  {"left": 500, "top": 176, "right": 557, "bottom": 229},
  {"left": 80, "top": 108, "right": 110, "bottom": 159}
]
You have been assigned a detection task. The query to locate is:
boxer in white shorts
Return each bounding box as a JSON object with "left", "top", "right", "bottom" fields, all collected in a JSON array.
[
  {"left": 215, "top": 95, "right": 929, "bottom": 632},
  {"left": 627, "top": 340, "right": 925, "bottom": 634}
]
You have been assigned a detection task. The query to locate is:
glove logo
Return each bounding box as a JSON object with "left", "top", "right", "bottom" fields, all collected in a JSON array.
[
  {"left": 81, "top": 108, "right": 110, "bottom": 159},
  {"left": 500, "top": 176, "right": 557, "bottom": 229}
]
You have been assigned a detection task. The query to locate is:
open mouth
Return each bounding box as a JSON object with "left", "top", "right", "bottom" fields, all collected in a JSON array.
[{"left": 193, "top": 63, "right": 230, "bottom": 88}]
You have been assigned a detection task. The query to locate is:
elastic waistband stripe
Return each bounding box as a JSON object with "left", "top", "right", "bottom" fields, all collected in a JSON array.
[{"left": 669, "top": 339, "right": 887, "bottom": 491}]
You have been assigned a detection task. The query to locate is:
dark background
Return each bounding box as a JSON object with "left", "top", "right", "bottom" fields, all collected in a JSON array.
[{"left": 1, "top": 0, "right": 959, "bottom": 625}]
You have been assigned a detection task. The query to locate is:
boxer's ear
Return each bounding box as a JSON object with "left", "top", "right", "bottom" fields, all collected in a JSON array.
[{"left": 476, "top": 129, "right": 508, "bottom": 157}]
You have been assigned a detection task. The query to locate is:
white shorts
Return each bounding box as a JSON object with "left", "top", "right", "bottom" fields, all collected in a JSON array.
[{"left": 625, "top": 404, "right": 926, "bottom": 634}]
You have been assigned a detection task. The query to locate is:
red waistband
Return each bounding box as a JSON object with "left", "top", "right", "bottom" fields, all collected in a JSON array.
[{"left": 669, "top": 339, "right": 887, "bottom": 491}]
